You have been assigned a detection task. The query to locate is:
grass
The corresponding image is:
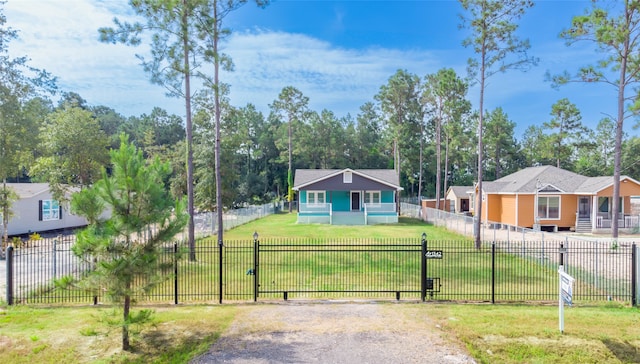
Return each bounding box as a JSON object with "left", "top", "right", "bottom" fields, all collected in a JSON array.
[
  {"left": 2, "top": 302, "right": 639, "bottom": 363},
  {"left": 221, "top": 212, "right": 461, "bottom": 240},
  {"left": 426, "top": 302, "right": 640, "bottom": 364},
  {"left": 0, "top": 305, "right": 235, "bottom": 364}
]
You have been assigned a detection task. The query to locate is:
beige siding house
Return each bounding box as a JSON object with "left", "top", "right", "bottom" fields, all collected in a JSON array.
[
  {"left": 2, "top": 183, "right": 88, "bottom": 236},
  {"left": 445, "top": 186, "right": 473, "bottom": 214}
]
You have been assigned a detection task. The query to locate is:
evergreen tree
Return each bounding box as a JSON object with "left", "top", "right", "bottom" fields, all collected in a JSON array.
[
  {"left": 483, "top": 108, "right": 519, "bottom": 180},
  {"left": 542, "top": 98, "right": 588, "bottom": 169},
  {"left": 64, "top": 135, "right": 188, "bottom": 351}
]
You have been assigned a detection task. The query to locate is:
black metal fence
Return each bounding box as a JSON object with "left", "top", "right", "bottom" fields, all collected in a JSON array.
[{"left": 4, "top": 235, "right": 637, "bottom": 305}]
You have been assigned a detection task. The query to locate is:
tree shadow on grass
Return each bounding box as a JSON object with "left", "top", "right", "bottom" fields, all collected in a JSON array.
[
  {"left": 602, "top": 338, "right": 640, "bottom": 363},
  {"left": 124, "top": 328, "right": 219, "bottom": 363}
]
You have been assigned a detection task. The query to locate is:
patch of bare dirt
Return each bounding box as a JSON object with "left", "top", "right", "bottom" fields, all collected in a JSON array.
[{"left": 191, "top": 302, "right": 475, "bottom": 364}]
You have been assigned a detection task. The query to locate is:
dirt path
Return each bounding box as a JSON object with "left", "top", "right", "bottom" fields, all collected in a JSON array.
[{"left": 190, "top": 302, "right": 476, "bottom": 364}]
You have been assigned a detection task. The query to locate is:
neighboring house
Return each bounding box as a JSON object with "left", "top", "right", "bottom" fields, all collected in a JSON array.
[
  {"left": 293, "top": 169, "right": 403, "bottom": 225},
  {"left": 445, "top": 186, "right": 473, "bottom": 214},
  {"left": 470, "top": 165, "right": 640, "bottom": 233},
  {"left": 1, "top": 183, "right": 88, "bottom": 236}
]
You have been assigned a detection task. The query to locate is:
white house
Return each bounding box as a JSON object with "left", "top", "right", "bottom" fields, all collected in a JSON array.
[{"left": 1, "top": 183, "right": 88, "bottom": 236}]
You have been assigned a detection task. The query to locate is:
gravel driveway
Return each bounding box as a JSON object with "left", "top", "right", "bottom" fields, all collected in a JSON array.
[{"left": 191, "top": 302, "right": 476, "bottom": 364}]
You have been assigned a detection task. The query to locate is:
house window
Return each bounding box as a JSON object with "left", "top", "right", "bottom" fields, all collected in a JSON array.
[
  {"left": 537, "top": 196, "right": 560, "bottom": 219},
  {"left": 307, "top": 191, "right": 325, "bottom": 205},
  {"left": 41, "top": 199, "right": 60, "bottom": 221},
  {"left": 364, "top": 191, "right": 381, "bottom": 205},
  {"left": 343, "top": 171, "right": 352, "bottom": 183},
  {"left": 598, "top": 197, "right": 623, "bottom": 213}
]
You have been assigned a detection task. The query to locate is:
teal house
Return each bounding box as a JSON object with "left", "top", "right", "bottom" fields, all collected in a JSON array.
[{"left": 293, "top": 169, "right": 403, "bottom": 225}]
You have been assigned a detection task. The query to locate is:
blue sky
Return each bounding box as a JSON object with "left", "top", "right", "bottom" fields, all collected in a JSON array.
[{"left": 4, "top": 0, "right": 624, "bottom": 138}]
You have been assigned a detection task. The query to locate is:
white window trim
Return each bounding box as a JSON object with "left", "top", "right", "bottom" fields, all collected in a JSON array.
[
  {"left": 307, "top": 190, "right": 326, "bottom": 206},
  {"left": 343, "top": 171, "right": 352, "bottom": 183},
  {"left": 537, "top": 195, "right": 560, "bottom": 220},
  {"left": 364, "top": 190, "right": 381, "bottom": 206},
  {"left": 42, "top": 199, "right": 60, "bottom": 221}
]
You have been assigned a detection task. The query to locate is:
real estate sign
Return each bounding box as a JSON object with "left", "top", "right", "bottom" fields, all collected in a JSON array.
[
  {"left": 560, "top": 269, "right": 574, "bottom": 306},
  {"left": 558, "top": 266, "right": 574, "bottom": 333}
]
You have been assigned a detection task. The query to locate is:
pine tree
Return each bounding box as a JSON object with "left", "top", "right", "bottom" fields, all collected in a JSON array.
[{"left": 65, "top": 135, "right": 188, "bottom": 351}]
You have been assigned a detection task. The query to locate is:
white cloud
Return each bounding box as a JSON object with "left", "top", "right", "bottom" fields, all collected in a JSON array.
[
  {"left": 222, "top": 29, "right": 451, "bottom": 116},
  {"left": 4, "top": 0, "right": 168, "bottom": 114}
]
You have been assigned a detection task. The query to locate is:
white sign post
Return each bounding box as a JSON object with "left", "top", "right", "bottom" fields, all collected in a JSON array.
[{"left": 558, "top": 265, "right": 574, "bottom": 333}]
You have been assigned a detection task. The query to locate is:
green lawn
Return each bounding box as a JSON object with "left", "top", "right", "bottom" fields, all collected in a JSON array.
[
  {"left": 222, "top": 212, "right": 462, "bottom": 240},
  {"left": 427, "top": 303, "right": 640, "bottom": 364}
]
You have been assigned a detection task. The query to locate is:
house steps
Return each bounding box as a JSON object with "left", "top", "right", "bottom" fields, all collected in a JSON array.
[
  {"left": 575, "top": 219, "right": 592, "bottom": 233},
  {"left": 332, "top": 212, "right": 366, "bottom": 225}
]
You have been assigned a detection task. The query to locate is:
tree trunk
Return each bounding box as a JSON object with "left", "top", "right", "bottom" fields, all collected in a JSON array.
[
  {"left": 288, "top": 113, "right": 293, "bottom": 213},
  {"left": 182, "top": 1, "right": 196, "bottom": 260},
  {"left": 122, "top": 294, "right": 131, "bottom": 351},
  {"left": 435, "top": 113, "right": 442, "bottom": 210},
  {"left": 443, "top": 136, "right": 450, "bottom": 211},
  {"left": 612, "top": 2, "right": 632, "bottom": 240},
  {"left": 474, "top": 55, "right": 486, "bottom": 249},
  {"left": 214, "top": 1, "right": 224, "bottom": 244},
  {"left": 418, "top": 120, "right": 424, "bottom": 201}
]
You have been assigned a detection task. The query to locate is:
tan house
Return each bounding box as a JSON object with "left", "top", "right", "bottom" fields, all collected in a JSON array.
[{"left": 470, "top": 166, "right": 640, "bottom": 233}]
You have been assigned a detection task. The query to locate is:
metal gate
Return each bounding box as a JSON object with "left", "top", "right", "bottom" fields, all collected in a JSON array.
[{"left": 250, "top": 236, "right": 426, "bottom": 301}]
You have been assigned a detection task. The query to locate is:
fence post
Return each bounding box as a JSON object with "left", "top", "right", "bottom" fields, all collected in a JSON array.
[
  {"left": 421, "top": 232, "right": 427, "bottom": 302},
  {"left": 52, "top": 238, "right": 57, "bottom": 279},
  {"left": 253, "top": 232, "right": 259, "bottom": 302},
  {"left": 218, "top": 235, "right": 223, "bottom": 304},
  {"left": 6, "top": 246, "right": 13, "bottom": 305},
  {"left": 491, "top": 242, "right": 495, "bottom": 304},
  {"left": 174, "top": 242, "right": 179, "bottom": 305},
  {"left": 93, "top": 257, "right": 98, "bottom": 305},
  {"left": 632, "top": 243, "right": 637, "bottom": 306}
]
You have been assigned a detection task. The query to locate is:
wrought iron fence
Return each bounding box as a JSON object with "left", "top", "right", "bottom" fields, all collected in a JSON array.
[{"left": 5, "top": 234, "right": 638, "bottom": 305}]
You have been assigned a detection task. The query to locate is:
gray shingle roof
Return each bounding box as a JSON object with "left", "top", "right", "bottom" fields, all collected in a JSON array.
[
  {"left": 293, "top": 169, "right": 401, "bottom": 189},
  {"left": 448, "top": 186, "right": 473, "bottom": 198},
  {"left": 481, "top": 165, "right": 635, "bottom": 194},
  {"left": 3, "top": 183, "right": 50, "bottom": 198}
]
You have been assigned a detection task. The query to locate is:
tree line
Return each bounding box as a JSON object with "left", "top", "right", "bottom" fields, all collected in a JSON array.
[{"left": 4, "top": 77, "right": 640, "bottom": 203}]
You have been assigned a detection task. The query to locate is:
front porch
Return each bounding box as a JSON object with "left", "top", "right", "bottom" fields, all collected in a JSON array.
[
  {"left": 297, "top": 203, "right": 398, "bottom": 225},
  {"left": 574, "top": 195, "right": 640, "bottom": 233}
]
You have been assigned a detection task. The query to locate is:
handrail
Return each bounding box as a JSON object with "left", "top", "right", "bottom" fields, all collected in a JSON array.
[
  {"left": 329, "top": 203, "right": 333, "bottom": 225},
  {"left": 364, "top": 204, "right": 368, "bottom": 225}
]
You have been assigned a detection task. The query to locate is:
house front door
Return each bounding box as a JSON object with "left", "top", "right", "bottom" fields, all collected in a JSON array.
[
  {"left": 351, "top": 192, "right": 360, "bottom": 211},
  {"left": 460, "top": 199, "right": 469, "bottom": 212},
  {"left": 578, "top": 196, "right": 590, "bottom": 218}
]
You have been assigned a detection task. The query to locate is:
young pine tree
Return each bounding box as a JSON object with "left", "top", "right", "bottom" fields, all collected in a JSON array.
[{"left": 65, "top": 134, "right": 188, "bottom": 351}]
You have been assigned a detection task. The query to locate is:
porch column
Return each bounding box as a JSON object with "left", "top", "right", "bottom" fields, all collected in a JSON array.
[
  {"left": 363, "top": 190, "right": 366, "bottom": 212},
  {"left": 592, "top": 196, "right": 597, "bottom": 231},
  {"left": 484, "top": 192, "right": 488, "bottom": 224},
  {"left": 515, "top": 193, "right": 519, "bottom": 227}
]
